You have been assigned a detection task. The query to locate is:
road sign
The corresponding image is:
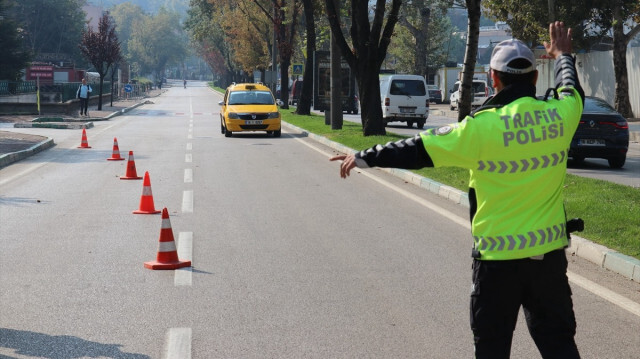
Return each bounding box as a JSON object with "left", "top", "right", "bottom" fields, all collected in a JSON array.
[
  {"left": 292, "top": 64, "right": 303, "bottom": 75},
  {"left": 124, "top": 84, "right": 133, "bottom": 93}
]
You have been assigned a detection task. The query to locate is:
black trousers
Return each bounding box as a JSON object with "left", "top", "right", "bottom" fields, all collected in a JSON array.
[
  {"left": 470, "top": 249, "right": 580, "bottom": 359},
  {"left": 79, "top": 97, "right": 89, "bottom": 115}
]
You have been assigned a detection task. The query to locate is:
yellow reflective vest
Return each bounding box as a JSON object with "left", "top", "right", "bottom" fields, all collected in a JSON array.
[{"left": 421, "top": 88, "right": 583, "bottom": 260}]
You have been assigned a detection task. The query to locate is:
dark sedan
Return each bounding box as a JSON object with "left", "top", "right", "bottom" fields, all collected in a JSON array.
[
  {"left": 570, "top": 96, "right": 629, "bottom": 168},
  {"left": 427, "top": 85, "right": 442, "bottom": 104}
]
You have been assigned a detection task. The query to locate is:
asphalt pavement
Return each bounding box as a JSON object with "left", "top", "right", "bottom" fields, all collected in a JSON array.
[{"left": 1, "top": 92, "right": 638, "bottom": 284}]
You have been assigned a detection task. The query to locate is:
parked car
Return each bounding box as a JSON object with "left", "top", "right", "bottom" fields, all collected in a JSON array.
[
  {"left": 427, "top": 84, "right": 442, "bottom": 104},
  {"left": 449, "top": 80, "right": 490, "bottom": 110},
  {"left": 218, "top": 83, "right": 281, "bottom": 137},
  {"left": 570, "top": 96, "right": 629, "bottom": 168},
  {"left": 379, "top": 74, "right": 430, "bottom": 129}
]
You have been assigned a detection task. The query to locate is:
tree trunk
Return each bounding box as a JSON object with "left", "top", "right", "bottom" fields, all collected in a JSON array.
[
  {"left": 296, "top": 0, "right": 315, "bottom": 115},
  {"left": 612, "top": 4, "right": 634, "bottom": 118},
  {"left": 415, "top": 7, "right": 430, "bottom": 78},
  {"left": 457, "top": 0, "right": 481, "bottom": 122},
  {"left": 280, "top": 56, "right": 290, "bottom": 109},
  {"left": 356, "top": 61, "right": 385, "bottom": 136},
  {"left": 324, "top": 0, "right": 402, "bottom": 136},
  {"left": 330, "top": 0, "right": 342, "bottom": 130},
  {"left": 98, "top": 76, "right": 104, "bottom": 110}
]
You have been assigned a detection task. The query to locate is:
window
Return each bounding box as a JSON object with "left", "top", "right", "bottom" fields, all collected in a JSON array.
[{"left": 390, "top": 80, "right": 426, "bottom": 96}]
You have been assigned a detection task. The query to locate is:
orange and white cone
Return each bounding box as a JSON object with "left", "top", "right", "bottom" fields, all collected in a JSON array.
[
  {"left": 77, "top": 127, "right": 91, "bottom": 148},
  {"left": 144, "top": 208, "right": 191, "bottom": 270},
  {"left": 133, "top": 171, "right": 161, "bottom": 214},
  {"left": 107, "top": 137, "right": 125, "bottom": 161},
  {"left": 120, "top": 151, "right": 142, "bottom": 180}
]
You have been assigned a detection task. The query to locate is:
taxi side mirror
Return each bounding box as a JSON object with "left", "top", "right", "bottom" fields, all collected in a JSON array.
[{"left": 218, "top": 101, "right": 224, "bottom": 106}]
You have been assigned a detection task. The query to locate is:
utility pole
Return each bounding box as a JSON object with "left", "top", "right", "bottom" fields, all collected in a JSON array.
[{"left": 329, "top": 0, "right": 343, "bottom": 129}]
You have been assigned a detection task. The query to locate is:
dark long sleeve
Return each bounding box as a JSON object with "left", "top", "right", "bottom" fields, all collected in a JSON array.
[
  {"left": 554, "top": 54, "right": 585, "bottom": 105},
  {"left": 354, "top": 133, "right": 435, "bottom": 169}
]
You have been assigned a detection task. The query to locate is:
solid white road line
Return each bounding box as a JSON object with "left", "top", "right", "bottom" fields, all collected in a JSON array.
[
  {"left": 165, "top": 327, "right": 191, "bottom": 359},
  {"left": 292, "top": 134, "right": 640, "bottom": 318},
  {"left": 175, "top": 232, "right": 193, "bottom": 287},
  {"left": 568, "top": 271, "right": 640, "bottom": 317},
  {"left": 182, "top": 190, "right": 193, "bottom": 213}
]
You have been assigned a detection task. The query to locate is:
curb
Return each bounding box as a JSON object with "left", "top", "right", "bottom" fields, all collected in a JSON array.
[
  {"left": 0, "top": 98, "right": 150, "bottom": 167},
  {"left": 0, "top": 137, "right": 55, "bottom": 169},
  {"left": 282, "top": 121, "right": 640, "bottom": 283}
]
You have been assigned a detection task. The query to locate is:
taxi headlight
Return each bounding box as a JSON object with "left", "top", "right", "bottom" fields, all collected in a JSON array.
[
  {"left": 266, "top": 112, "right": 280, "bottom": 119},
  {"left": 227, "top": 112, "right": 240, "bottom": 119}
]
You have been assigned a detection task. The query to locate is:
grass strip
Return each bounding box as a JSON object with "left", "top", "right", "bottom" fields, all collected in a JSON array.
[{"left": 282, "top": 110, "right": 640, "bottom": 259}]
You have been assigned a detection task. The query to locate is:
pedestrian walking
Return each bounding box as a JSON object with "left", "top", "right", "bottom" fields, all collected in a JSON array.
[
  {"left": 330, "top": 22, "right": 585, "bottom": 358},
  {"left": 76, "top": 78, "right": 92, "bottom": 117}
]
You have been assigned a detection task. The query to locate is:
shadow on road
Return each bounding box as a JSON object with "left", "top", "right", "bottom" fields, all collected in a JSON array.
[{"left": 0, "top": 328, "right": 150, "bottom": 359}]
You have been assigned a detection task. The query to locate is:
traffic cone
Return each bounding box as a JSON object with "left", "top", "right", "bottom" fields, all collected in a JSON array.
[
  {"left": 133, "top": 171, "right": 161, "bottom": 214},
  {"left": 144, "top": 208, "right": 191, "bottom": 270},
  {"left": 120, "top": 151, "right": 142, "bottom": 180},
  {"left": 77, "top": 126, "right": 91, "bottom": 148},
  {"left": 107, "top": 137, "right": 125, "bottom": 161}
]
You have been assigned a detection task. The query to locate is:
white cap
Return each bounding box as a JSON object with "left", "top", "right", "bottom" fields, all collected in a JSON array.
[{"left": 490, "top": 39, "right": 536, "bottom": 74}]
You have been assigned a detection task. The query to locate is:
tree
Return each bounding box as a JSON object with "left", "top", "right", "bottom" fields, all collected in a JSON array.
[
  {"left": 457, "top": 0, "right": 481, "bottom": 122},
  {"left": 606, "top": 1, "right": 640, "bottom": 118},
  {"left": 393, "top": 1, "right": 455, "bottom": 77},
  {"left": 295, "top": 0, "right": 320, "bottom": 115},
  {"left": 110, "top": 2, "right": 146, "bottom": 58},
  {"left": 127, "top": 9, "right": 187, "bottom": 81},
  {"left": 252, "top": 0, "right": 302, "bottom": 109},
  {"left": 484, "top": 0, "right": 640, "bottom": 118},
  {"left": 0, "top": 0, "right": 31, "bottom": 81},
  {"left": 79, "top": 13, "right": 122, "bottom": 110},
  {"left": 8, "top": 0, "right": 86, "bottom": 66},
  {"left": 325, "top": 0, "right": 403, "bottom": 136},
  {"left": 185, "top": 0, "right": 244, "bottom": 86}
]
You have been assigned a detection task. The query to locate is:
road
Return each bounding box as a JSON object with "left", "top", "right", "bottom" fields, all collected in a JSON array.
[
  {"left": 1, "top": 81, "right": 639, "bottom": 358},
  {"left": 339, "top": 104, "right": 639, "bottom": 188}
]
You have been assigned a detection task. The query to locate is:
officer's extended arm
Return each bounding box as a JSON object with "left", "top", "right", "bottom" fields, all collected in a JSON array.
[
  {"left": 330, "top": 133, "right": 435, "bottom": 178},
  {"left": 544, "top": 22, "right": 585, "bottom": 104}
]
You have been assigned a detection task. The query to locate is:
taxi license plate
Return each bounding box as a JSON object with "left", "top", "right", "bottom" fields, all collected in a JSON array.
[
  {"left": 579, "top": 139, "right": 605, "bottom": 146},
  {"left": 245, "top": 120, "right": 263, "bottom": 125},
  {"left": 399, "top": 107, "right": 416, "bottom": 114}
]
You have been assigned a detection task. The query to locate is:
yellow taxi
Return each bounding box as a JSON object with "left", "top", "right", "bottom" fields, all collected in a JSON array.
[{"left": 218, "top": 83, "right": 281, "bottom": 137}]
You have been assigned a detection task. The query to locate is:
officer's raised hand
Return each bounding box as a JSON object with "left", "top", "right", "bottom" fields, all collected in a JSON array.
[{"left": 544, "top": 21, "right": 573, "bottom": 59}]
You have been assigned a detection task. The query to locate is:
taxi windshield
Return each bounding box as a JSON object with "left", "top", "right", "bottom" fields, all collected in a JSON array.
[{"left": 228, "top": 91, "right": 274, "bottom": 105}]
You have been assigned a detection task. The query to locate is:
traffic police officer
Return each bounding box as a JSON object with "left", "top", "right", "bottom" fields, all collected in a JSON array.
[{"left": 331, "top": 22, "right": 584, "bottom": 358}]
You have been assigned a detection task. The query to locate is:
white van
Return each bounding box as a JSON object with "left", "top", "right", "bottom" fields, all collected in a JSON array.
[
  {"left": 449, "top": 80, "right": 491, "bottom": 110},
  {"left": 379, "top": 74, "right": 429, "bottom": 129}
]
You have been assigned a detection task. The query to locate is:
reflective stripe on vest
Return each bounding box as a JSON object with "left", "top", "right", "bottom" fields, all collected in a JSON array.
[
  {"left": 477, "top": 150, "right": 566, "bottom": 173},
  {"left": 473, "top": 222, "right": 566, "bottom": 253}
]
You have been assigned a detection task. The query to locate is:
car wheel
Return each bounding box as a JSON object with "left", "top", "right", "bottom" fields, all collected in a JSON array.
[
  {"left": 354, "top": 109, "right": 358, "bottom": 115},
  {"left": 417, "top": 120, "right": 425, "bottom": 129},
  {"left": 224, "top": 128, "right": 232, "bottom": 137},
  {"left": 607, "top": 155, "right": 626, "bottom": 169},
  {"left": 450, "top": 102, "right": 455, "bottom": 111},
  {"left": 220, "top": 119, "right": 225, "bottom": 134},
  {"left": 406, "top": 121, "right": 414, "bottom": 128},
  {"left": 273, "top": 129, "right": 281, "bottom": 137}
]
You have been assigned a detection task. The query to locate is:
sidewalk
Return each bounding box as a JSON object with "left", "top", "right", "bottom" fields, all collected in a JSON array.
[
  {"left": 0, "top": 89, "right": 163, "bottom": 163},
  {"left": 1, "top": 90, "right": 639, "bottom": 283}
]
